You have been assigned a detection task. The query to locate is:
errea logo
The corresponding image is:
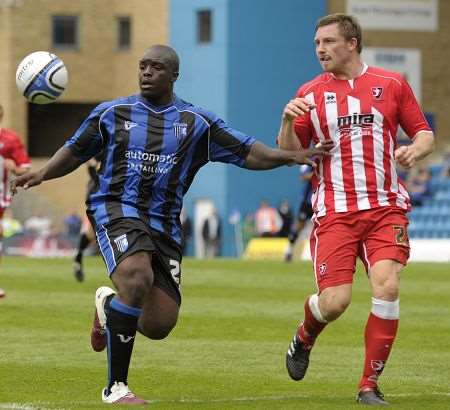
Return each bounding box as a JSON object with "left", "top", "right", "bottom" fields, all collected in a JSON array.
[
  {"left": 124, "top": 121, "right": 138, "bottom": 130},
  {"left": 325, "top": 94, "right": 336, "bottom": 104}
]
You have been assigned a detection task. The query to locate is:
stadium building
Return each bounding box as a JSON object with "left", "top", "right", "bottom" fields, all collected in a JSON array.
[{"left": 0, "top": 0, "right": 449, "bottom": 257}]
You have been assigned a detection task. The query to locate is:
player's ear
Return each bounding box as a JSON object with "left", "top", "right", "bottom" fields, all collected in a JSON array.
[{"left": 171, "top": 70, "right": 179, "bottom": 83}]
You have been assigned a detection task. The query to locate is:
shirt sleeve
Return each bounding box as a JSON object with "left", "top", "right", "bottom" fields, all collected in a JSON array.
[
  {"left": 293, "top": 87, "right": 313, "bottom": 149},
  {"left": 7, "top": 131, "right": 31, "bottom": 167},
  {"left": 205, "top": 111, "right": 256, "bottom": 167},
  {"left": 64, "top": 103, "right": 107, "bottom": 162},
  {"left": 398, "top": 76, "right": 432, "bottom": 139}
]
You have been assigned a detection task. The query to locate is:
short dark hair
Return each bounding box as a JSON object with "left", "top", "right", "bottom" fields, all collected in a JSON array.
[
  {"left": 147, "top": 44, "right": 180, "bottom": 73},
  {"left": 316, "top": 13, "right": 363, "bottom": 53}
]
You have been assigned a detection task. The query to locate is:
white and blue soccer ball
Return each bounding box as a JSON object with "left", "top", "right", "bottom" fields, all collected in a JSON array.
[{"left": 15, "top": 51, "right": 68, "bottom": 104}]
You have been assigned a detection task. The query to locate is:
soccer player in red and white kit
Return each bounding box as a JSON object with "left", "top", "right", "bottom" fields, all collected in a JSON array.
[
  {"left": 278, "top": 14, "right": 434, "bottom": 406},
  {"left": 0, "top": 104, "right": 31, "bottom": 298}
]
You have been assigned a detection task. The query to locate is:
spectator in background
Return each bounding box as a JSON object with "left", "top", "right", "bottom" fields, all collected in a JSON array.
[
  {"left": 180, "top": 207, "right": 192, "bottom": 256},
  {"left": 73, "top": 157, "right": 101, "bottom": 282},
  {"left": 2, "top": 208, "right": 23, "bottom": 239},
  {"left": 441, "top": 150, "right": 450, "bottom": 178},
  {"left": 285, "top": 164, "right": 313, "bottom": 262},
  {"left": 64, "top": 211, "right": 82, "bottom": 238},
  {"left": 277, "top": 199, "right": 293, "bottom": 237},
  {"left": 255, "top": 200, "right": 282, "bottom": 237},
  {"left": 242, "top": 213, "right": 256, "bottom": 249},
  {"left": 201, "top": 208, "right": 221, "bottom": 257},
  {"left": 24, "top": 213, "right": 52, "bottom": 237},
  {"left": 0, "top": 103, "right": 32, "bottom": 298},
  {"left": 406, "top": 167, "right": 432, "bottom": 206}
]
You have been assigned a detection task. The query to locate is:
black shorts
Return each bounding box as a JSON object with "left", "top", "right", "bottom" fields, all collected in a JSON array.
[{"left": 93, "top": 217, "right": 182, "bottom": 305}]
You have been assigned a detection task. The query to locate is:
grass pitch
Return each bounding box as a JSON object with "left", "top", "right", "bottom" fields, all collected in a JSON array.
[{"left": 0, "top": 256, "right": 449, "bottom": 409}]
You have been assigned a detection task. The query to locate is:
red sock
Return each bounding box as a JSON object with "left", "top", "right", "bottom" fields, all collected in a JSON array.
[
  {"left": 359, "top": 312, "right": 399, "bottom": 390},
  {"left": 297, "top": 296, "right": 327, "bottom": 348}
]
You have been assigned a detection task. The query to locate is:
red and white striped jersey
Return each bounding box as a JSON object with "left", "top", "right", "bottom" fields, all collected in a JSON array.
[
  {"left": 294, "top": 64, "right": 432, "bottom": 217},
  {"left": 0, "top": 128, "right": 31, "bottom": 209}
]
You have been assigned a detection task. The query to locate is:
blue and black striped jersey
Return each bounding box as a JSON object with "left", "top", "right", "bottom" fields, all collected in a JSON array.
[{"left": 65, "top": 94, "right": 256, "bottom": 245}]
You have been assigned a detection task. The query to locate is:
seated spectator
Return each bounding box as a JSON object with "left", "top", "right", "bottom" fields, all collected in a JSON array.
[
  {"left": 254, "top": 200, "right": 282, "bottom": 237},
  {"left": 407, "top": 167, "right": 432, "bottom": 206}
]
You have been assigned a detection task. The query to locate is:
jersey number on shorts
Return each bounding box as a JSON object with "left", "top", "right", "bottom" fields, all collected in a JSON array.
[
  {"left": 393, "top": 225, "right": 408, "bottom": 247},
  {"left": 169, "top": 259, "right": 181, "bottom": 285}
]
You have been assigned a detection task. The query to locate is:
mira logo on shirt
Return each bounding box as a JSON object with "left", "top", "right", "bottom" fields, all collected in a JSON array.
[{"left": 337, "top": 113, "right": 374, "bottom": 128}]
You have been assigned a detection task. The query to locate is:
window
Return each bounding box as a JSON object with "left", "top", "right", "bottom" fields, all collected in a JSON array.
[
  {"left": 28, "top": 102, "right": 99, "bottom": 157},
  {"left": 197, "top": 9, "right": 212, "bottom": 44},
  {"left": 117, "top": 16, "right": 131, "bottom": 50},
  {"left": 52, "top": 15, "right": 78, "bottom": 49}
]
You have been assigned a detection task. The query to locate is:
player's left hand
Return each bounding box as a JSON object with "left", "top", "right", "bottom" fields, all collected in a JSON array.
[
  {"left": 294, "top": 140, "right": 334, "bottom": 167},
  {"left": 10, "top": 170, "right": 45, "bottom": 195},
  {"left": 395, "top": 145, "right": 417, "bottom": 169}
]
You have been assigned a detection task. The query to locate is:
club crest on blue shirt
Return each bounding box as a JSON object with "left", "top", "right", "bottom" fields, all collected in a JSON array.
[
  {"left": 173, "top": 122, "right": 188, "bottom": 141},
  {"left": 114, "top": 234, "right": 129, "bottom": 253}
]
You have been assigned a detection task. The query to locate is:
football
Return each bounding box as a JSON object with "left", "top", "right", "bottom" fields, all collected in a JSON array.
[{"left": 15, "top": 51, "right": 68, "bottom": 104}]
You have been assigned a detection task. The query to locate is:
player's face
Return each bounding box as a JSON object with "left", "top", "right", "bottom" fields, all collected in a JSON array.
[
  {"left": 314, "top": 23, "right": 356, "bottom": 74},
  {"left": 138, "top": 48, "right": 177, "bottom": 104}
]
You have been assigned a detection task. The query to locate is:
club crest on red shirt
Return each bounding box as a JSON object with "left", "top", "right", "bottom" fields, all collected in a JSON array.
[
  {"left": 318, "top": 262, "right": 327, "bottom": 276},
  {"left": 371, "top": 87, "right": 383, "bottom": 100}
]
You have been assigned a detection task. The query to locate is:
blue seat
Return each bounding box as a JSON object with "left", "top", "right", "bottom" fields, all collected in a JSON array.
[{"left": 428, "top": 164, "right": 444, "bottom": 178}]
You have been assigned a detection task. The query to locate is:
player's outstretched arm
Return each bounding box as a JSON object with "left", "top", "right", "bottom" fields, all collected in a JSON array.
[
  {"left": 11, "top": 146, "right": 83, "bottom": 194},
  {"left": 244, "top": 141, "right": 333, "bottom": 170}
]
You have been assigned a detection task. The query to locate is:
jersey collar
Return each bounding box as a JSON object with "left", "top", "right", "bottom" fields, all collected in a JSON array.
[
  {"left": 136, "top": 94, "right": 180, "bottom": 112},
  {"left": 329, "top": 62, "right": 369, "bottom": 80}
]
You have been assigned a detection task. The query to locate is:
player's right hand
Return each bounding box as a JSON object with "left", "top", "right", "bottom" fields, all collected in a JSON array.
[
  {"left": 293, "top": 140, "right": 334, "bottom": 167},
  {"left": 282, "top": 98, "right": 316, "bottom": 121},
  {"left": 10, "top": 171, "right": 44, "bottom": 195}
]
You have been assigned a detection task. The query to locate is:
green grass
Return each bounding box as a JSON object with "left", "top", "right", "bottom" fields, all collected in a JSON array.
[{"left": 0, "top": 256, "right": 449, "bottom": 409}]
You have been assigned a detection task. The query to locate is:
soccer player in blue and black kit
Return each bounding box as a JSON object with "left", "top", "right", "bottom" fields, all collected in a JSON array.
[{"left": 12, "top": 45, "right": 332, "bottom": 404}]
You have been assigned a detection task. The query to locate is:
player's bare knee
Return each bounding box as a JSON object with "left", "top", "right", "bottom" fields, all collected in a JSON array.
[
  {"left": 370, "top": 268, "right": 400, "bottom": 300},
  {"left": 323, "top": 298, "right": 350, "bottom": 321},
  {"left": 372, "top": 280, "right": 399, "bottom": 301},
  {"left": 139, "top": 319, "right": 177, "bottom": 340},
  {"left": 148, "top": 324, "right": 175, "bottom": 340},
  {"left": 113, "top": 262, "right": 154, "bottom": 305},
  {"left": 320, "top": 286, "right": 351, "bottom": 321}
]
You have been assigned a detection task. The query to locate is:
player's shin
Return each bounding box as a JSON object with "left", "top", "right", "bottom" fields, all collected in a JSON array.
[
  {"left": 297, "top": 294, "right": 328, "bottom": 348},
  {"left": 105, "top": 298, "right": 142, "bottom": 394},
  {"left": 359, "top": 297, "right": 399, "bottom": 390}
]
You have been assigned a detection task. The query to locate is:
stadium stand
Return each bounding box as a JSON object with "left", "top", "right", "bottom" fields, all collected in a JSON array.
[{"left": 408, "top": 162, "right": 450, "bottom": 239}]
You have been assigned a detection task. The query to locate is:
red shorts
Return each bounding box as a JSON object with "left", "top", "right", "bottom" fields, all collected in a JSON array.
[{"left": 310, "top": 207, "right": 410, "bottom": 291}]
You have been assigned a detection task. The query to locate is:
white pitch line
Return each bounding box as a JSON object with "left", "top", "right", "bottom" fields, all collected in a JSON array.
[
  {"left": 0, "top": 404, "right": 65, "bottom": 410},
  {"left": 146, "top": 391, "right": 450, "bottom": 404},
  {"left": 1, "top": 392, "right": 449, "bottom": 408}
]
